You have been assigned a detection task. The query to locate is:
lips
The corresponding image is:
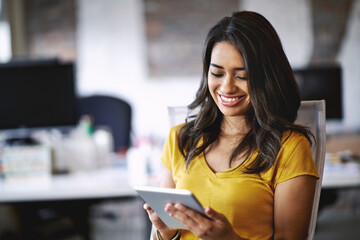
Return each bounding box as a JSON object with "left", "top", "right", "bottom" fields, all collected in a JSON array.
[{"left": 217, "top": 92, "right": 245, "bottom": 107}]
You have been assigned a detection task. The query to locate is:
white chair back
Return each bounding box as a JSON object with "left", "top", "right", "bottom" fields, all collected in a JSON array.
[
  {"left": 167, "top": 106, "right": 199, "bottom": 129},
  {"left": 295, "top": 100, "right": 326, "bottom": 240},
  {"left": 167, "top": 100, "right": 326, "bottom": 240}
]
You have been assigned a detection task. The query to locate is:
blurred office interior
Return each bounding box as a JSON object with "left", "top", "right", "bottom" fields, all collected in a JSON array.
[{"left": 0, "top": 0, "right": 359, "bottom": 239}]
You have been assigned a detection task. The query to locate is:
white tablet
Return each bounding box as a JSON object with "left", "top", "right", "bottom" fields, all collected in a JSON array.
[{"left": 134, "top": 186, "right": 207, "bottom": 229}]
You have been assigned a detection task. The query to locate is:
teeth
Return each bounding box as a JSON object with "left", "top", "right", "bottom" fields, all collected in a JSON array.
[{"left": 220, "top": 95, "right": 240, "bottom": 102}]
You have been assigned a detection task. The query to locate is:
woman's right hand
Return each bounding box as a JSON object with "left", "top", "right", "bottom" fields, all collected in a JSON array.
[{"left": 143, "top": 203, "right": 178, "bottom": 239}]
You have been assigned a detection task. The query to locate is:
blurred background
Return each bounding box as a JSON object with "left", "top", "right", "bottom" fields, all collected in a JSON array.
[
  {"left": 0, "top": 0, "right": 359, "bottom": 136},
  {"left": 0, "top": 0, "right": 359, "bottom": 239}
]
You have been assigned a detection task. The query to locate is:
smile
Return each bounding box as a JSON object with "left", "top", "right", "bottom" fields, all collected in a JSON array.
[
  {"left": 217, "top": 92, "right": 245, "bottom": 106},
  {"left": 220, "top": 95, "right": 240, "bottom": 102}
]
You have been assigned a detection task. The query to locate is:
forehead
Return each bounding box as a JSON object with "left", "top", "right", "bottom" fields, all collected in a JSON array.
[{"left": 210, "top": 41, "right": 245, "bottom": 67}]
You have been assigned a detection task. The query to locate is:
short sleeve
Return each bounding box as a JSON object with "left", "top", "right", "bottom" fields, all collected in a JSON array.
[
  {"left": 274, "top": 135, "right": 320, "bottom": 188},
  {"left": 160, "top": 125, "right": 183, "bottom": 171}
]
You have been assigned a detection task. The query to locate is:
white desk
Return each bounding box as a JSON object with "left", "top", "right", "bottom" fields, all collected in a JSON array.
[
  {"left": 1, "top": 163, "right": 360, "bottom": 204},
  {"left": 321, "top": 161, "right": 360, "bottom": 189},
  {"left": 0, "top": 167, "right": 137, "bottom": 203},
  {"left": 0, "top": 167, "right": 143, "bottom": 240},
  {"left": 0, "top": 160, "right": 359, "bottom": 240}
]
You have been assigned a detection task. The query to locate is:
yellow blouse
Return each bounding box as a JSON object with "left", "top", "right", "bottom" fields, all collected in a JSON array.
[{"left": 160, "top": 125, "right": 319, "bottom": 240}]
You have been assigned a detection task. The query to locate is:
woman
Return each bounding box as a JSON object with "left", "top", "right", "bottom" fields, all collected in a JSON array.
[{"left": 144, "top": 11, "right": 319, "bottom": 240}]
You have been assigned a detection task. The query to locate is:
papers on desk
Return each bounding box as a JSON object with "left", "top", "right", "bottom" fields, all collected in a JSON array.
[
  {"left": 0, "top": 145, "right": 52, "bottom": 183},
  {"left": 322, "top": 153, "right": 360, "bottom": 188}
]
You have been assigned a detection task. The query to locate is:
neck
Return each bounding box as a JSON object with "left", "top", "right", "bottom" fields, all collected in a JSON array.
[{"left": 220, "top": 115, "right": 250, "bottom": 138}]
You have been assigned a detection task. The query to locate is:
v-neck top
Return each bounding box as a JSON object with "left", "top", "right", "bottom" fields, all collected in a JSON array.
[{"left": 160, "top": 124, "right": 319, "bottom": 240}]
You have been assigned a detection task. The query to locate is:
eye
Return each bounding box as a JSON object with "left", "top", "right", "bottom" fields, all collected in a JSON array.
[
  {"left": 211, "top": 72, "right": 223, "bottom": 78},
  {"left": 235, "top": 75, "right": 247, "bottom": 80}
]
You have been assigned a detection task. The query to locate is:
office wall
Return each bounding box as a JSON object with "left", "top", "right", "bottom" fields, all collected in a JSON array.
[
  {"left": 10, "top": 0, "right": 358, "bottom": 138},
  {"left": 23, "top": 0, "right": 76, "bottom": 61},
  {"left": 339, "top": 0, "right": 360, "bottom": 130},
  {"left": 75, "top": 0, "right": 360, "bottom": 138},
  {"left": 77, "top": 0, "right": 200, "bottom": 138}
]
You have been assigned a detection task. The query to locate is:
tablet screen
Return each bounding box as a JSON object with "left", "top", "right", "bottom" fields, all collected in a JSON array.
[{"left": 135, "top": 186, "right": 206, "bottom": 229}]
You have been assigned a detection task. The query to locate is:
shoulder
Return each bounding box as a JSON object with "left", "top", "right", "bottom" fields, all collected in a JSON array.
[
  {"left": 272, "top": 129, "right": 318, "bottom": 187},
  {"left": 168, "top": 123, "right": 185, "bottom": 138},
  {"left": 282, "top": 130, "right": 310, "bottom": 149},
  {"left": 164, "top": 123, "right": 186, "bottom": 148},
  {"left": 278, "top": 129, "right": 312, "bottom": 164},
  {"left": 161, "top": 124, "right": 187, "bottom": 171}
]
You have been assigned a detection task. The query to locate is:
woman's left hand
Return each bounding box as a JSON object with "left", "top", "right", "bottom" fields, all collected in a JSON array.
[{"left": 165, "top": 203, "right": 241, "bottom": 240}]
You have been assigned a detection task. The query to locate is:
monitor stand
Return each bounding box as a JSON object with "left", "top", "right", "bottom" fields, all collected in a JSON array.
[
  {"left": 5, "top": 137, "right": 39, "bottom": 146},
  {"left": 1, "top": 128, "right": 40, "bottom": 146}
]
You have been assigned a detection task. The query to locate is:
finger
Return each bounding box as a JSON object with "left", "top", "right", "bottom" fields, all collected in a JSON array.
[
  {"left": 169, "top": 207, "right": 199, "bottom": 230},
  {"left": 143, "top": 203, "right": 153, "bottom": 212},
  {"left": 166, "top": 203, "right": 210, "bottom": 232},
  {"left": 170, "top": 204, "right": 216, "bottom": 238},
  {"left": 174, "top": 203, "right": 212, "bottom": 225},
  {"left": 143, "top": 203, "right": 155, "bottom": 217},
  {"left": 204, "top": 206, "right": 226, "bottom": 222},
  {"left": 143, "top": 203, "right": 162, "bottom": 222}
]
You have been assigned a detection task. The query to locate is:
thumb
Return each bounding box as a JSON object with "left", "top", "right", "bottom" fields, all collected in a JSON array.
[{"left": 205, "top": 206, "right": 225, "bottom": 221}]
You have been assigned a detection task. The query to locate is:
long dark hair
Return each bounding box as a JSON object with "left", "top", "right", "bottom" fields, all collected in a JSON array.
[{"left": 177, "top": 11, "right": 312, "bottom": 173}]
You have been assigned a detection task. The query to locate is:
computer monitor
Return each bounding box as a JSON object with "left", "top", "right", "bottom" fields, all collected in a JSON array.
[
  {"left": 0, "top": 60, "right": 78, "bottom": 137},
  {"left": 293, "top": 66, "right": 342, "bottom": 120}
]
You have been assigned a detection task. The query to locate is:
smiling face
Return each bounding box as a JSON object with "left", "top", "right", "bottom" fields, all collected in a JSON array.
[{"left": 208, "top": 41, "right": 251, "bottom": 118}]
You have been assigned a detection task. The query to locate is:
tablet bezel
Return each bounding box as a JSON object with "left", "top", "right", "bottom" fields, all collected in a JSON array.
[{"left": 135, "top": 186, "right": 207, "bottom": 229}]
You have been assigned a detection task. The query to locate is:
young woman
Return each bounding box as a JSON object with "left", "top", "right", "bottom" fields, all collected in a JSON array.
[{"left": 144, "top": 11, "right": 319, "bottom": 240}]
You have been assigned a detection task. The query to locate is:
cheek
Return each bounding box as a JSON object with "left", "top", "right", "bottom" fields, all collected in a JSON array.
[
  {"left": 207, "top": 77, "right": 216, "bottom": 92},
  {"left": 207, "top": 80, "right": 218, "bottom": 102},
  {"left": 240, "top": 81, "right": 250, "bottom": 93},
  {"left": 244, "top": 92, "right": 252, "bottom": 109},
  {"left": 240, "top": 82, "right": 251, "bottom": 104}
]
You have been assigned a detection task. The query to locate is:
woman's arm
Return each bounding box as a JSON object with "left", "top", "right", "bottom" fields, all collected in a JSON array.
[
  {"left": 160, "top": 165, "right": 176, "bottom": 188},
  {"left": 274, "top": 175, "right": 317, "bottom": 240}
]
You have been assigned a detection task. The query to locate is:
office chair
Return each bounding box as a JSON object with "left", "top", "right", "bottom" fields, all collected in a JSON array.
[
  {"left": 295, "top": 100, "right": 326, "bottom": 240},
  {"left": 167, "top": 100, "right": 326, "bottom": 240},
  {"left": 77, "top": 95, "right": 132, "bottom": 152}
]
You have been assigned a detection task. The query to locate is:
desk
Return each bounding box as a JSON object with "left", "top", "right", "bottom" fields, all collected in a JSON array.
[
  {"left": 0, "top": 167, "right": 137, "bottom": 203},
  {"left": 0, "top": 167, "right": 141, "bottom": 240},
  {"left": 1, "top": 162, "right": 359, "bottom": 240},
  {"left": 324, "top": 133, "right": 360, "bottom": 189},
  {"left": 2, "top": 163, "right": 360, "bottom": 200},
  {"left": 321, "top": 162, "right": 360, "bottom": 189},
  {"left": 318, "top": 161, "right": 360, "bottom": 215}
]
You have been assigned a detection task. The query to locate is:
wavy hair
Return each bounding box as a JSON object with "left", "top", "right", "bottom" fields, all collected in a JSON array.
[{"left": 177, "top": 11, "right": 312, "bottom": 173}]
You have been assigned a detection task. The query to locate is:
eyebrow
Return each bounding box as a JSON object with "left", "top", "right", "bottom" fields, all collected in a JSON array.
[{"left": 210, "top": 63, "right": 245, "bottom": 71}]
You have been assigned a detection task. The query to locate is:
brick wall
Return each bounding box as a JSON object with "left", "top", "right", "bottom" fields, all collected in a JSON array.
[
  {"left": 24, "top": 0, "right": 77, "bottom": 61},
  {"left": 145, "top": 0, "right": 238, "bottom": 77}
]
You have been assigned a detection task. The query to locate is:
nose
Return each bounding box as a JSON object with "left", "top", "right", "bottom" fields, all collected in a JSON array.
[{"left": 220, "top": 75, "right": 236, "bottom": 93}]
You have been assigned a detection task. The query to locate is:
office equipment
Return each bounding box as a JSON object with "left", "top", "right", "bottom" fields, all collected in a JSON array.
[
  {"left": 0, "top": 145, "right": 52, "bottom": 182},
  {"left": 77, "top": 95, "right": 132, "bottom": 152},
  {"left": 135, "top": 186, "right": 206, "bottom": 229},
  {"left": 0, "top": 59, "right": 78, "bottom": 142},
  {"left": 293, "top": 66, "right": 342, "bottom": 119}
]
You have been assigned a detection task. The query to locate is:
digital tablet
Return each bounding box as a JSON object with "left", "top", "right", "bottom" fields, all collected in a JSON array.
[{"left": 134, "top": 186, "right": 207, "bottom": 229}]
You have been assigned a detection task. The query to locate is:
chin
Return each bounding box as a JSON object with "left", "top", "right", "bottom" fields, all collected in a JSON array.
[
  {"left": 217, "top": 103, "right": 251, "bottom": 117},
  {"left": 218, "top": 107, "right": 247, "bottom": 117}
]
